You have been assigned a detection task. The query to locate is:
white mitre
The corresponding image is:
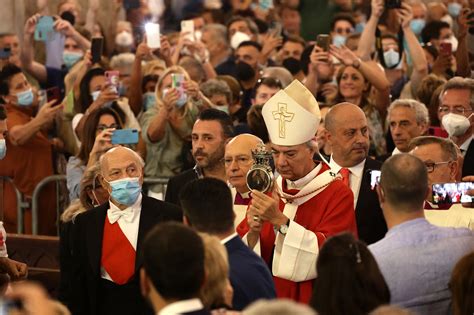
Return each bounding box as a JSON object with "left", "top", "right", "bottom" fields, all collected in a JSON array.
[{"left": 262, "top": 79, "right": 321, "bottom": 146}]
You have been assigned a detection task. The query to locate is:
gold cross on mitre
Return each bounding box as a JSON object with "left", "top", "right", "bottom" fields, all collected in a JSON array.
[{"left": 272, "top": 102, "right": 295, "bottom": 138}]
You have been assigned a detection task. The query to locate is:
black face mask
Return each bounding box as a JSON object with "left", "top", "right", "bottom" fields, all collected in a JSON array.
[
  {"left": 282, "top": 57, "right": 301, "bottom": 75},
  {"left": 235, "top": 61, "right": 256, "bottom": 81},
  {"left": 60, "top": 11, "right": 76, "bottom": 26}
]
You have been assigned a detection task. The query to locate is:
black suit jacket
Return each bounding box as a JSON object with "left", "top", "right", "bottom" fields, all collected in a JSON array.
[
  {"left": 70, "top": 195, "right": 182, "bottom": 315},
  {"left": 225, "top": 236, "right": 276, "bottom": 311},
  {"left": 355, "top": 158, "right": 387, "bottom": 244},
  {"left": 462, "top": 140, "right": 474, "bottom": 177},
  {"left": 164, "top": 168, "right": 199, "bottom": 206}
]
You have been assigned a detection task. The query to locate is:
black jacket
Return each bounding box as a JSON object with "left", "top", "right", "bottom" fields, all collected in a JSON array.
[
  {"left": 70, "top": 195, "right": 181, "bottom": 315},
  {"left": 164, "top": 168, "right": 199, "bottom": 206}
]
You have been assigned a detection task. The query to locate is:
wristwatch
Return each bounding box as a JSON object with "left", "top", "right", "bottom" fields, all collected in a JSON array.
[{"left": 277, "top": 219, "right": 291, "bottom": 235}]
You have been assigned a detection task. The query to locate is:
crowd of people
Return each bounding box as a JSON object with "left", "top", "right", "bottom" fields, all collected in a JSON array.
[{"left": 0, "top": 0, "right": 474, "bottom": 314}]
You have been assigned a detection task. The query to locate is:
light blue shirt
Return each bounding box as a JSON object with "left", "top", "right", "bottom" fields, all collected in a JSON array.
[
  {"left": 369, "top": 218, "right": 474, "bottom": 315},
  {"left": 66, "top": 156, "right": 86, "bottom": 201}
]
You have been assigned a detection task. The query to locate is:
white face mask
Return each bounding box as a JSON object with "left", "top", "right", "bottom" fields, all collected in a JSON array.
[
  {"left": 442, "top": 113, "right": 473, "bottom": 137},
  {"left": 230, "top": 31, "right": 251, "bottom": 50},
  {"left": 115, "top": 31, "right": 134, "bottom": 47}
]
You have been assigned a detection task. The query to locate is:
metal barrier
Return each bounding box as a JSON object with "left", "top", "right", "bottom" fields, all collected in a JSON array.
[
  {"left": 31, "top": 175, "right": 67, "bottom": 235},
  {"left": 143, "top": 177, "right": 170, "bottom": 199},
  {"left": 0, "top": 177, "right": 28, "bottom": 234}
]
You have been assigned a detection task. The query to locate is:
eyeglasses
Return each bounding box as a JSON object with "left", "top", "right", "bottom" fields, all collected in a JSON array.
[
  {"left": 424, "top": 161, "right": 452, "bottom": 173},
  {"left": 438, "top": 106, "right": 473, "bottom": 115},
  {"left": 336, "top": 28, "right": 354, "bottom": 34},
  {"left": 96, "top": 124, "right": 120, "bottom": 132},
  {"left": 224, "top": 156, "right": 253, "bottom": 167}
]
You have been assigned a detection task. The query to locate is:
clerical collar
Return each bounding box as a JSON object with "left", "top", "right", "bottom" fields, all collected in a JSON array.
[{"left": 285, "top": 163, "right": 322, "bottom": 190}]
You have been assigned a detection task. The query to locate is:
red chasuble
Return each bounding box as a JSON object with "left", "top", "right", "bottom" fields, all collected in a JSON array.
[{"left": 237, "top": 163, "right": 358, "bottom": 303}]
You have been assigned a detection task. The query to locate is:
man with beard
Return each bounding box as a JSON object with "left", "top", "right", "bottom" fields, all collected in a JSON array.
[
  {"left": 165, "top": 109, "right": 234, "bottom": 205},
  {"left": 325, "top": 103, "right": 388, "bottom": 245},
  {"left": 233, "top": 41, "right": 261, "bottom": 122},
  {"left": 237, "top": 80, "right": 357, "bottom": 303}
]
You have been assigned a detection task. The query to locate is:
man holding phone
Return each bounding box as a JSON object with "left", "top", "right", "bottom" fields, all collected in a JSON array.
[{"left": 410, "top": 136, "right": 474, "bottom": 230}]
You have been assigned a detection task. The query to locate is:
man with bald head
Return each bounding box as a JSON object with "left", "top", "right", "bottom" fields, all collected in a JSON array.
[
  {"left": 325, "top": 102, "right": 387, "bottom": 244},
  {"left": 225, "top": 133, "right": 263, "bottom": 227},
  {"left": 71, "top": 146, "right": 182, "bottom": 315}
]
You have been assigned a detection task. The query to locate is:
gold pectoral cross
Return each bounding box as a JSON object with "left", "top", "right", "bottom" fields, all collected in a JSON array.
[{"left": 272, "top": 103, "right": 295, "bottom": 138}]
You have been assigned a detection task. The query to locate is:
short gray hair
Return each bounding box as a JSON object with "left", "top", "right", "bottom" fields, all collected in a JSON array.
[
  {"left": 110, "top": 53, "right": 135, "bottom": 76},
  {"left": 387, "top": 99, "right": 430, "bottom": 126},
  {"left": 409, "top": 136, "right": 458, "bottom": 161},
  {"left": 202, "top": 24, "right": 229, "bottom": 47},
  {"left": 439, "top": 76, "right": 474, "bottom": 109},
  {"left": 200, "top": 79, "right": 233, "bottom": 105}
]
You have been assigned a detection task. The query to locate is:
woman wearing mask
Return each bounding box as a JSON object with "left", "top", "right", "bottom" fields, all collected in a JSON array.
[
  {"left": 66, "top": 106, "right": 125, "bottom": 201},
  {"left": 73, "top": 67, "right": 140, "bottom": 145},
  {"left": 140, "top": 66, "right": 199, "bottom": 195},
  {"left": 328, "top": 45, "right": 391, "bottom": 157}
]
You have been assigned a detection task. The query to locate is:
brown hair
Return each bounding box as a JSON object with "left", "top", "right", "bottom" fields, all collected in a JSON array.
[
  {"left": 450, "top": 251, "right": 474, "bottom": 315},
  {"left": 198, "top": 233, "right": 231, "bottom": 309},
  {"left": 416, "top": 74, "right": 446, "bottom": 126}
]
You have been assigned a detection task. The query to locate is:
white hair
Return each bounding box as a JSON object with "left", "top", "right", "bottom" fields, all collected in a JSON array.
[
  {"left": 110, "top": 53, "right": 135, "bottom": 75},
  {"left": 387, "top": 99, "right": 430, "bottom": 126}
]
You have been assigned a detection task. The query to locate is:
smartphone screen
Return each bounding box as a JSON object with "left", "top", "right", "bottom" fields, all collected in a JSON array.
[
  {"left": 432, "top": 182, "right": 474, "bottom": 205},
  {"left": 171, "top": 73, "right": 187, "bottom": 106},
  {"left": 35, "top": 16, "right": 57, "bottom": 42},
  {"left": 370, "top": 170, "right": 381, "bottom": 190},
  {"left": 269, "top": 21, "right": 282, "bottom": 37},
  {"left": 91, "top": 37, "right": 104, "bottom": 64},
  {"left": 145, "top": 23, "right": 161, "bottom": 49},
  {"left": 105, "top": 71, "right": 120, "bottom": 93},
  {"left": 181, "top": 20, "right": 195, "bottom": 42},
  {"left": 111, "top": 129, "right": 139, "bottom": 145}
]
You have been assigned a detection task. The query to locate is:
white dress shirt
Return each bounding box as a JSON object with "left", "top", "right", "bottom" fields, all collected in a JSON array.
[
  {"left": 392, "top": 147, "right": 403, "bottom": 155},
  {"left": 101, "top": 194, "right": 142, "bottom": 281},
  {"left": 329, "top": 157, "right": 366, "bottom": 207},
  {"left": 221, "top": 232, "right": 238, "bottom": 245},
  {"left": 159, "top": 298, "right": 204, "bottom": 315}
]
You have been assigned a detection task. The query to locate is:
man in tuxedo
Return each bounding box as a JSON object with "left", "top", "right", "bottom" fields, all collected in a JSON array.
[
  {"left": 224, "top": 133, "right": 263, "bottom": 227},
  {"left": 165, "top": 109, "right": 234, "bottom": 205},
  {"left": 140, "top": 222, "right": 210, "bottom": 315},
  {"left": 70, "top": 146, "right": 182, "bottom": 315},
  {"left": 180, "top": 178, "right": 276, "bottom": 311},
  {"left": 437, "top": 77, "right": 473, "bottom": 177},
  {"left": 325, "top": 102, "right": 387, "bottom": 244}
]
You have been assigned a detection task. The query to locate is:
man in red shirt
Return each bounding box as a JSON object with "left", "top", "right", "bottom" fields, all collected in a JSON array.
[{"left": 237, "top": 80, "right": 357, "bottom": 303}]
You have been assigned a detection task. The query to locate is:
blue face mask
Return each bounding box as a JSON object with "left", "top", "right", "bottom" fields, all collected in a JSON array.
[
  {"left": 108, "top": 177, "right": 142, "bottom": 206},
  {"left": 118, "top": 83, "right": 128, "bottom": 97},
  {"left": 332, "top": 35, "right": 347, "bottom": 47},
  {"left": 448, "top": 2, "right": 462, "bottom": 17},
  {"left": 383, "top": 49, "right": 402, "bottom": 69},
  {"left": 355, "top": 22, "right": 366, "bottom": 34},
  {"left": 63, "top": 51, "right": 83, "bottom": 69},
  {"left": 410, "top": 19, "right": 426, "bottom": 35},
  {"left": 0, "top": 139, "right": 6, "bottom": 160},
  {"left": 16, "top": 88, "right": 34, "bottom": 106},
  {"left": 143, "top": 92, "right": 156, "bottom": 111}
]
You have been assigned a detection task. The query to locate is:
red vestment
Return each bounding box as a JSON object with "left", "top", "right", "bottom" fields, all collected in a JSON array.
[{"left": 237, "top": 163, "right": 358, "bottom": 303}]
